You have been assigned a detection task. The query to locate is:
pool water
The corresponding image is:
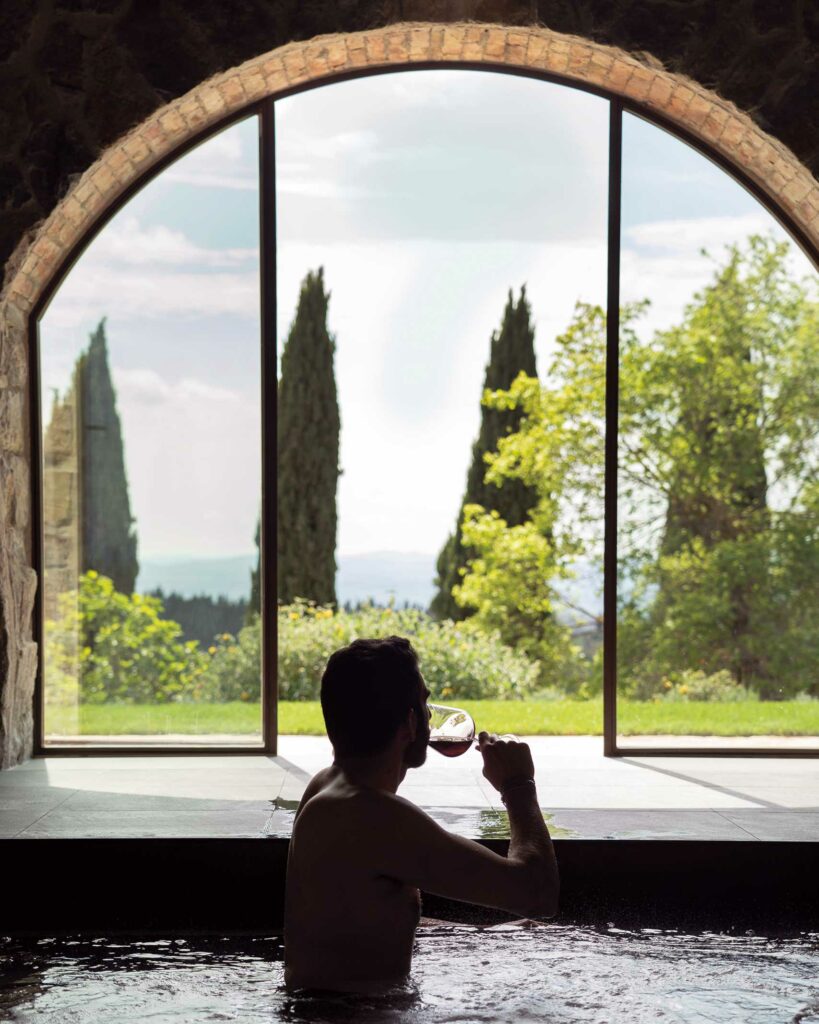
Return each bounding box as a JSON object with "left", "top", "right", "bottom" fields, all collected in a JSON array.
[{"left": 2, "top": 924, "right": 817, "bottom": 1023}]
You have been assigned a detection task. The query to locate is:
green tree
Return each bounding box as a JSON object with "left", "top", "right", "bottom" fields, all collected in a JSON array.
[
  {"left": 619, "top": 237, "right": 819, "bottom": 697},
  {"left": 277, "top": 269, "right": 340, "bottom": 606},
  {"left": 153, "top": 590, "right": 248, "bottom": 646},
  {"left": 452, "top": 302, "right": 616, "bottom": 690},
  {"left": 460, "top": 236, "right": 819, "bottom": 699},
  {"left": 431, "top": 287, "right": 538, "bottom": 620}
]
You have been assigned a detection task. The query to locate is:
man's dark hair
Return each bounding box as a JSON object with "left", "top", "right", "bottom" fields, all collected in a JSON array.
[{"left": 321, "top": 636, "right": 423, "bottom": 757}]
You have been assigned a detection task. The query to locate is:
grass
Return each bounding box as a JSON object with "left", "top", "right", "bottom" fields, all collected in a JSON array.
[
  {"left": 47, "top": 701, "right": 263, "bottom": 737},
  {"left": 45, "top": 698, "right": 819, "bottom": 737}
]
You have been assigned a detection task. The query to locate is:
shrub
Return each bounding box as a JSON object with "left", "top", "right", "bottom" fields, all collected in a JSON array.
[
  {"left": 45, "top": 578, "right": 538, "bottom": 705},
  {"left": 46, "top": 572, "right": 209, "bottom": 704},
  {"left": 200, "top": 621, "right": 262, "bottom": 702},
  {"left": 43, "top": 613, "right": 80, "bottom": 709},
  {"left": 627, "top": 667, "right": 758, "bottom": 703},
  {"left": 663, "top": 669, "right": 757, "bottom": 703},
  {"left": 454, "top": 505, "right": 590, "bottom": 693},
  {"left": 276, "top": 600, "right": 539, "bottom": 701}
]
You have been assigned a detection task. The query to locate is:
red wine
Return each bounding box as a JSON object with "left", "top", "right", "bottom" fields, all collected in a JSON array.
[{"left": 429, "top": 737, "right": 473, "bottom": 757}]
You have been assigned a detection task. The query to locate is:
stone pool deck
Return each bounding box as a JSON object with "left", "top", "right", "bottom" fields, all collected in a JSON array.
[
  {"left": 1, "top": 735, "right": 816, "bottom": 841},
  {"left": 2, "top": 737, "right": 817, "bottom": 934}
]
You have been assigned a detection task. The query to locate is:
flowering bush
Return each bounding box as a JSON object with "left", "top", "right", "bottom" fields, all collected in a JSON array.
[
  {"left": 199, "top": 622, "right": 262, "bottom": 702},
  {"left": 626, "top": 667, "right": 758, "bottom": 703},
  {"left": 659, "top": 669, "right": 757, "bottom": 703}
]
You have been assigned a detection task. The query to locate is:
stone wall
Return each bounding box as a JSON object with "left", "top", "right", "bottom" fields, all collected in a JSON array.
[
  {"left": 0, "top": 3, "right": 817, "bottom": 767},
  {"left": 42, "top": 367, "right": 80, "bottom": 622}
]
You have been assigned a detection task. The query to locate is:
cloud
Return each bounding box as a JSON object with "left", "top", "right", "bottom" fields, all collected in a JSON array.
[
  {"left": 276, "top": 176, "right": 377, "bottom": 199},
  {"left": 275, "top": 69, "right": 609, "bottom": 243},
  {"left": 45, "top": 267, "right": 259, "bottom": 328},
  {"left": 162, "top": 120, "right": 258, "bottom": 192},
  {"left": 115, "top": 368, "right": 242, "bottom": 407},
  {"left": 89, "top": 216, "right": 257, "bottom": 268},
  {"left": 624, "top": 213, "right": 774, "bottom": 255},
  {"left": 113, "top": 369, "right": 260, "bottom": 559},
  {"left": 160, "top": 170, "right": 257, "bottom": 191},
  {"left": 42, "top": 216, "right": 259, "bottom": 329},
  {"left": 280, "top": 128, "right": 380, "bottom": 163}
]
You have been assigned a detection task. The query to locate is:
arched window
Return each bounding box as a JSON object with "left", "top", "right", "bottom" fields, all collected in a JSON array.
[
  {"left": 34, "top": 68, "right": 818, "bottom": 755},
  {"left": 39, "top": 114, "right": 263, "bottom": 746}
]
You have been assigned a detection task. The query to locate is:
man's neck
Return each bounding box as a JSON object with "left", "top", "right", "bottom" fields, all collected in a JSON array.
[{"left": 333, "top": 752, "right": 404, "bottom": 794}]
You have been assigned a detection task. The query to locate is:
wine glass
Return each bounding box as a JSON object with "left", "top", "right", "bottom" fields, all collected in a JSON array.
[{"left": 427, "top": 702, "right": 476, "bottom": 757}]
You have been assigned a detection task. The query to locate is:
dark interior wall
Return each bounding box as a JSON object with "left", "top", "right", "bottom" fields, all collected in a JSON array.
[{"left": 0, "top": 0, "right": 817, "bottom": 282}]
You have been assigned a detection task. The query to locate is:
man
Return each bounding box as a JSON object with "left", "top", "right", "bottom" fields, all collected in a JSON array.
[{"left": 283, "top": 635, "right": 559, "bottom": 993}]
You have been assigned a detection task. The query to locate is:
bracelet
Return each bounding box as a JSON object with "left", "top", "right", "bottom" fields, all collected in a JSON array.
[{"left": 500, "top": 776, "right": 536, "bottom": 806}]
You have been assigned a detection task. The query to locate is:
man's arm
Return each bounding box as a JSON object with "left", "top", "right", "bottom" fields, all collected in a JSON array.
[
  {"left": 367, "top": 735, "right": 559, "bottom": 918},
  {"left": 483, "top": 733, "right": 559, "bottom": 916},
  {"left": 495, "top": 780, "right": 559, "bottom": 915}
]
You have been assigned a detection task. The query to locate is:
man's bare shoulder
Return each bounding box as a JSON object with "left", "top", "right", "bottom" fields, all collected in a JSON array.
[
  {"left": 296, "top": 777, "right": 430, "bottom": 832},
  {"left": 326, "top": 785, "right": 426, "bottom": 817},
  {"left": 322, "top": 786, "right": 440, "bottom": 843},
  {"left": 294, "top": 770, "right": 375, "bottom": 820}
]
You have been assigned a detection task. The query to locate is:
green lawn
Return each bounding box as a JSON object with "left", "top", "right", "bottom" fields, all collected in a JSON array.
[{"left": 46, "top": 698, "right": 819, "bottom": 737}]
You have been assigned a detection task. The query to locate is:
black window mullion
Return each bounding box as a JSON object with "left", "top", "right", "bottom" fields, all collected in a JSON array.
[
  {"left": 260, "top": 97, "right": 278, "bottom": 755},
  {"left": 603, "top": 98, "right": 622, "bottom": 757}
]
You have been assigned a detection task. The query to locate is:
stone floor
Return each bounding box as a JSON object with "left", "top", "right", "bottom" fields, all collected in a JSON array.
[{"left": 1, "top": 736, "right": 817, "bottom": 841}]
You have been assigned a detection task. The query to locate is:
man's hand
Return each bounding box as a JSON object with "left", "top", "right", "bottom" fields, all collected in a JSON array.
[{"left": 476, "top": 731, "right": 535, "bottom": 793}]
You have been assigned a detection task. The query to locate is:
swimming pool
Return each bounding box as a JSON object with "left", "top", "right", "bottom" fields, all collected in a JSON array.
[{"left": 2, "top": 924, "right": 817, "bottom": 1023}]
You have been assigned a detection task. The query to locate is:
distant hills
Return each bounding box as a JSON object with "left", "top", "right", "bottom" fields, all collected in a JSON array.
[
  {"left": 137, "top": 551, "right": 438, "bottom": 608},
  {"left": 138, "top": 555, "right": 257, "bottom": 603},
  {"left": 336, "top": 551, "right": 438, "bottom": 608},
  {"left": 137, "top": 550, "right": 606, "bottom": 624}
]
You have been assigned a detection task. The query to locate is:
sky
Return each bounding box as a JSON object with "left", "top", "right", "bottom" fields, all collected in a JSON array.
[{"left": 39, "top": 69, "right": 816, "bottom": 571}]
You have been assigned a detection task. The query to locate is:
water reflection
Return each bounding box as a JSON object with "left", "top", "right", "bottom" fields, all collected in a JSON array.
[
  {"left": 265, "top": 799, "right": 577, "bottom": 840},
  {"left": 281, "top": 980, "right": 420, "bottom": 1023},
  {"left": 1, "top": 928, "right": 817, "bottom": 1023}
]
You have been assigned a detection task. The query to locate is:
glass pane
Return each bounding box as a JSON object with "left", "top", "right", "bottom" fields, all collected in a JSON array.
[
  {"left": 617, "top": 111, "right": 819, "bottom": 751},
  {"left": 274, "top": 71, "right": 608, "bottom": 750},
  {"left": 40, "top": 116, "right": 262, "bottom": 746}
]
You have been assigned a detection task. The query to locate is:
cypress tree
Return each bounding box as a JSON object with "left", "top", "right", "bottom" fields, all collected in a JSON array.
[
  {"left": 431, "top": 287, "right": 538, "bottom": 619},
  {"left": 277, "top": 268, "right": 340, "bottom": 606},
  {"left": 76, "top": 318, "right": 139, "bottom": 593},
  {"left": 247, "top": 516, "right": 261, "bottom": 620}
]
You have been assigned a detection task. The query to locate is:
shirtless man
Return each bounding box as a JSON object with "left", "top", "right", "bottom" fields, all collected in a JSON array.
[{"left": 283, "top": 635, "right": 559, "bottom": 993}]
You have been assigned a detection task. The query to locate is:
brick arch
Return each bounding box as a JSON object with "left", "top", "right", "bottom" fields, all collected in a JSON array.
[
  {"left": 5, "top": 21, "right": 819, "bottom": 325},
  {"left": 1, "top": 20, "right": 818, "bottom": 767}
]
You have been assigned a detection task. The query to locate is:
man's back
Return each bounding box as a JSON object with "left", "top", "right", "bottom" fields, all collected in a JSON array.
[{"left": 284, "top": 767, "right": 422, "bottom": 993}]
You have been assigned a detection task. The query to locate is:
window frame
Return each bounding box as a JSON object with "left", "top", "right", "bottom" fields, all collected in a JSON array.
[{"left": 28, "top": 63, "right": 819, "bottom": 758}]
